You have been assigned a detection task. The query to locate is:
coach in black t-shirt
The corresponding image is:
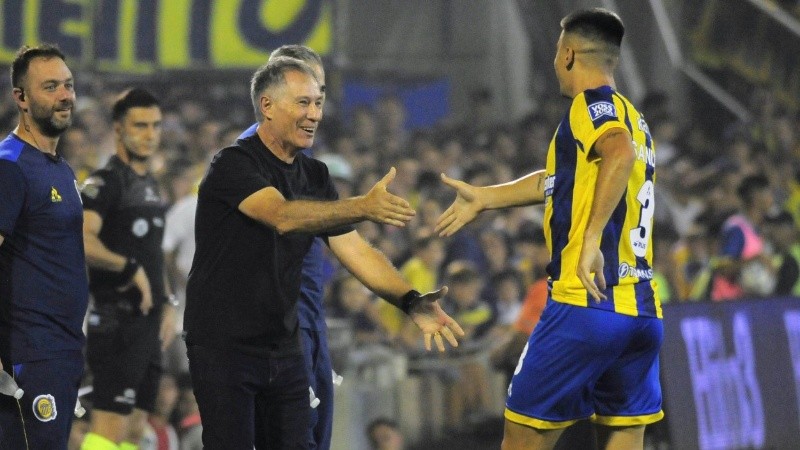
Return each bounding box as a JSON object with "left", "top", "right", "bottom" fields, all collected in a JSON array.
[{"left": 184, "top": 57, "right": 464, "bottom": 449}]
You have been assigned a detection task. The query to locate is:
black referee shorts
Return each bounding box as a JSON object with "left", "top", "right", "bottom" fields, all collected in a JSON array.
[{"left": 86, "top": 302, "right": 162, "bottom": 415}]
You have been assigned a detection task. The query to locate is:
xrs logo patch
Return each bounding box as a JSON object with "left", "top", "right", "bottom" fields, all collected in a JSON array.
[
  {"left": 32, "top": 394, "right": 57, "bottom": 422},
  {"left": 587, "top": 101, "right": 617, "bottom": 122}
]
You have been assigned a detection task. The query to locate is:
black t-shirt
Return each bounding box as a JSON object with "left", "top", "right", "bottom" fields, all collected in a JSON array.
[
  {"left": 184, "top": 135, "right": 351, "bottom": 358},
  {"left": 81, "top": 156, "right": 167, "bottom": 309}
]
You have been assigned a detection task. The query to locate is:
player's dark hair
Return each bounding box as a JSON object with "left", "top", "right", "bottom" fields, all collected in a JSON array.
[
  {"left": 491, "top": 268, "right": 526, "bottom": 295},
  {"left": 561, "top": 8, "right": 625, "bottom": 48},
  {"left": 11, "top": 44, "right": 66, "bottom": 88},
  {"left": 111, "top": 88, "right": 160, "bottom": 122},
  {"left": 736, "top": 174, "right": 771, "bottom": 207}
]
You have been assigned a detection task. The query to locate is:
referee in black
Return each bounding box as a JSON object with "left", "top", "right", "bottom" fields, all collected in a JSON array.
[
  {"left": 80, "top": 88, "right": 177, "bottom": 450},
  {"left": 184, "top": 57, "right": 464, "bottom": 449}
]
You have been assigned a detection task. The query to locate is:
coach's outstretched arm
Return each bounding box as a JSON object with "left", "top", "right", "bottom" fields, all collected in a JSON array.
[
  {"left": 328, "top": 230, "right": 465, "bottom": 352},
  {"left": 239, "top": 166, "right": 415, "bottom": 233}
]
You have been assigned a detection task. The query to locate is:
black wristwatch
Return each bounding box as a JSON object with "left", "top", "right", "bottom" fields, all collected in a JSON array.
[{"left": 400, "top": 290, "right": 422, "bottom": 314}]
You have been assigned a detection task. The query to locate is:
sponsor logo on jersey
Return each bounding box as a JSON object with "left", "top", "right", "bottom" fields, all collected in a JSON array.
[
  {"left": 144, "top": 186, "right": 160, "bottom": 203},
  {"left": 87, "top": 312, "right": 101, "bottom": 326},
  {"left": 544, "top": 174, "right": 555, "bottom": 197},
  {"left": 115, "top": 388, "right": 137, "bottom": 405},
  {"left": 132, "top": 218, "right": 149, "bottom": 237},
  {"left": 638, "top": 116, "right": 650, "bottom": 135},
  {"left": 32, "top": 394, "right": 57, "bottom": 422},
  {"left": 50, "top": 186, "right": 62, "bottom": 202},
  {"left": 618, "top": 262, "right": 653, "bottom": 280},
  {"left": 588, "top": 101, "right": 617, "bottom": 122}
]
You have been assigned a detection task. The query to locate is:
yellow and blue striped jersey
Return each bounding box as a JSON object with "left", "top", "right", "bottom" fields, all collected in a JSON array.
[{"left": 543, "top": 86, "right": 661, "bottom": 318}]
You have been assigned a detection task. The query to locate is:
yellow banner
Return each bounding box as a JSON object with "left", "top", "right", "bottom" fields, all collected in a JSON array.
[{"left": 0, "top": 0, "right": 331, "bottom": 73}]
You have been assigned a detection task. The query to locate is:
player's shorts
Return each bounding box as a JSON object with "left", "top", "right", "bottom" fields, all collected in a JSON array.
[
  {"left": 0, "top": 351, "right": 84, "bottom": 449},
  {"left": 86, "top": 302, "right": 162, "bottom": 415},
  {"left": 505, "top": 299, "right": 664, "bottom": 429}
]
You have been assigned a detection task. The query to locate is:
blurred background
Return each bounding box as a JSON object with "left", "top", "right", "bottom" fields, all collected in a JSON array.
[{"left": 3, "top": 0, "right": 800, "bottom": 449}]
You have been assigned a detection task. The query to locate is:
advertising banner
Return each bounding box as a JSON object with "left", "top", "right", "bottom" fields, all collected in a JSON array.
[
  {"left": 0, "top": 0, "right": 331, "bottom": 72},
  {"left": 661, "top": 297, "right": 800, "bottom": 450}
]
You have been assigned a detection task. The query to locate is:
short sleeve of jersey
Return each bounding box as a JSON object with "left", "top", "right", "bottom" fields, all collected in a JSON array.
[
  {"left": 81, "top": 171, "right": 122, "bottom": 218},
  {"left": 204, "top": 146, "right": 270, "bottom": 209},
  {"left": 0, "top": 160, "right": 26, "bottom": 236},
  {"left": 569, "top": 88, "right": 628, "bottom": 161}
]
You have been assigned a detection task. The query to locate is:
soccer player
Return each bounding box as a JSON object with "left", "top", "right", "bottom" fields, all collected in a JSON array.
[
  {"left": 436, "top": 8, "right": 663, "bottom": 450},
  {"left": 0, "top": 44, "right": 87, "bottom": 449},
  {"left": 80, "top": 88, "right": 177, "bottom": 450}
]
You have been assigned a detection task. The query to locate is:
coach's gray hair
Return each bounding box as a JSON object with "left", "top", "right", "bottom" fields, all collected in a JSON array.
[
  {"left": 250, "top": 56, "right": 319, "bottom": 121},
  {"left": 269, "top": 45, "right": 322, "bottom": 67}
]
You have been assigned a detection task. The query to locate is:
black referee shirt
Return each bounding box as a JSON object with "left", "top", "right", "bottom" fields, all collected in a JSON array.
[{"left": 81, "top": 156, "right": 167, "bottom": 309}]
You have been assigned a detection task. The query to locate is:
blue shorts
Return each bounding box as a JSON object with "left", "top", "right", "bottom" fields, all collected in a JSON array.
[
  {"left": 505, "top": 300, "right": 664, "bottom": 429},
  {"left": 0, "top": 352, "right": 84, "bottom": 449}
]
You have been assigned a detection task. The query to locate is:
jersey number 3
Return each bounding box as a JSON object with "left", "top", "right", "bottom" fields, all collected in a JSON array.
[{"left": 630, "top": 180, "right": 654, "bottom": 258}]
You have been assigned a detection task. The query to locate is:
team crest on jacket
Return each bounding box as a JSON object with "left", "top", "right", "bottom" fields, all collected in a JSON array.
[{"left": 32, "top": 394, "right": 57, "bottom": 422}]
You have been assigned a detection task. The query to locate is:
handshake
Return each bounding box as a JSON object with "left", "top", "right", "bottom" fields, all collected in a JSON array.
[{"left": 359, "top": 167, "right": 481, "bottom": 238}]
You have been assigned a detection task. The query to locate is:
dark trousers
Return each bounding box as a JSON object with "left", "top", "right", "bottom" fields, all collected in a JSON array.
[
  {"left": 187, "top": 345, "right": 310, "bottom": 450},
  {"left": 0, "top": 352, "right": 83, "bottom": 450}
]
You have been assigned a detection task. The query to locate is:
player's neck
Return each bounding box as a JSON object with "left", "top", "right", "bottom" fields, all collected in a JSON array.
[
  {"left": 13, "top": 123, "right": 59, "bottom": 156},
  {"left": 116, "top": 148, "right": 150, "bottom": 176},
  {"left": 570, "top": 72, "right": 616, "bottom": 98}
]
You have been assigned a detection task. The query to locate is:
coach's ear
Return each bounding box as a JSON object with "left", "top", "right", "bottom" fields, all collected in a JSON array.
[{"left": 260, "top": 95, "right": 273, "bottom": 121}]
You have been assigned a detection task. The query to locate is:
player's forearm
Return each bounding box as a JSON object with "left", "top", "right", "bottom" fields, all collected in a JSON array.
[
  {"left": 480, "top": 170, "right": 547, "bottom": 210},
  {"left": 584, "top": 152, "right": 635, "bottom": 241},
  {"left": 270, "top": 197, "right": 369, "bottom": 235}
]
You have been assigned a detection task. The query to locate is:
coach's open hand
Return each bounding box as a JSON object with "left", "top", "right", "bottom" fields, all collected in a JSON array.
[
  {"left": 408, "top": 287, "right": 466, "bottom": 352},
  {"left": 361, "top": 167, "right": 416, "bottom": 227}
]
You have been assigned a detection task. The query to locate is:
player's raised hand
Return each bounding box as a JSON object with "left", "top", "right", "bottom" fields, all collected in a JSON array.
[
  {"left": 406, "top": 287, "right": 466, "bottom": 352},
  {"left": 435, "top": 174, "right": 483, "bottom": 237},
  {"left": 362, "top": 167, "right": 416, "bottom": 227}
]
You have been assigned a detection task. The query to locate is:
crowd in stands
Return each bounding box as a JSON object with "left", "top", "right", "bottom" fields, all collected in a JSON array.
[{"left": 2, "top": 65, "right": 798, "bottom": 448}]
